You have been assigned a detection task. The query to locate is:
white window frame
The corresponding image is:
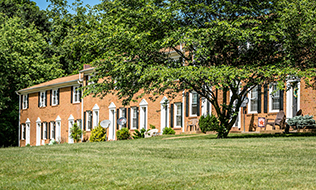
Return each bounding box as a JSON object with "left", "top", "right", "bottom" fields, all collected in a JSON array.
[
  {"left": 73, "top": 86, "right": 80, "bottom": 103},
  {"left": 174, "top": 103, "right": 182, "bottom": 128},
  {"left": 39, "top": 91, "right": 46, "bottom": 107},
  {"left": 50, "top": 121, "right": 55, "bottom": 140},
  {"left": 52, "top": 89, "right": 58, "bottom": 106},
  {"left": 201, "top": 97, "right": 212, "bottom": 116},
  {"left": 190, "top": 91, "right": 198, "bottom": 116},
  {"left": 87, "top": 75, "right": 95, "bottom": 85},
  {"left": 25, "top": 118, "right": 30, "bottom": 146},
  {"left": 56, "top": 116, "right": 61, "bottom": 143},
  {"left": 139, "top": 99, "right": 148, "bottom": 130},
  {"left": 36, "top": 118, "right": 41, "bottom": 146},
  {"left": 22, "top": 94, "right": 28, "bottom": 109},
  {"left": 269, "top": 84, "right": 281, "bottom": 113},
  {"left": 130, "top": 107, "right": 138, "bottom": 130},
  {"left": 248, "top": 86, "right": 258, "bottom": 114},
  {"left": 68, "top": 114, "right": 74, "bottom": 143}
]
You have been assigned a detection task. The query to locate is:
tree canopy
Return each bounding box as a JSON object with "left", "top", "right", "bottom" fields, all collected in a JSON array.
[{"left": 84, "top": 0, "right": 316, "bottom": 138}]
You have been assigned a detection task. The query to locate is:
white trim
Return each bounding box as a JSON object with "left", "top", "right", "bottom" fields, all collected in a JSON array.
[
  {"left": 43, "top": 122, "right": 47, "bottom": 140},
  {"left": 174, "top": 103, "right": 182, "bottom": 128},
  {"left": 139, "top": 100, "right": 148, "bottom": 130},
  {"left": 68, "top": 114, "right": 74, "bottom": 143},
  {"left": 189, "top": 91, "right": 198, "bottom": 117},
  {"left": 55, "top": 115, "right": 61, "bottom": 143},
  {"left": 86, "top": 111, "right": 92, "bottom": 131},
  {"left": 25, "top": 118, "right": 30, "bottom": 145},
  {"left": 182, "top": 91, "right": 185, "bottom": 132},
  {"left": 36, "top": 117, "right": 41, "bottom": 146},
  {"left": 130, "top": 107, "right": 138, "bottom": 130},
  {"left": 160, "top": 96, "right": 169, "bottom": 132},
  {"left": 286, "top": 81, "right": 300, "bottom": 119},
  {"left": 93, "top": 104, "right": 100, "bottom": 128},
  {"left": 119, "top": 108, "right": 127, "bottom": 129},
  {"left": 248, "top": 86, "right": 258, "bottom": 114},
  {"left": 108, "top": 102, "right": 116, "bottom": 109},
  {"left": 51, "top": 88, "right": 59, "bottom": 106},
  {"left": 201, "top": 97, "right": 212, "bottom": 116},
  {"left": 21, "top": 124, "right": 25, "bottom": 140}
]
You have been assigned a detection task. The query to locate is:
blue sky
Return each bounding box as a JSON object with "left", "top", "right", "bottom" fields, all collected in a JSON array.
[{"left": 33, "top": 0, "right": 101, "bottom": 13}]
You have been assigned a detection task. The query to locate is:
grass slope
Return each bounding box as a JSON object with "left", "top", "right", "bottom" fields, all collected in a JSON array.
[{"left": 1, "top": 134, "right": 316, "bottom": 189}]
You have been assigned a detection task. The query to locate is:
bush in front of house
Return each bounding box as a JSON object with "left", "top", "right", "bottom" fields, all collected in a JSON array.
[
  {"left": 70, "top": 123, "right": 83, "bottom": 143},
  {"left": 89, "top": 125, "right": 106, "bottom": 142},
  {"left": 116, "top": 127, "right": 130, "bottom": 140},
  {"left": 199, "top": 114, "right": 220, "bottom": 133},
  {"left": 287, "top": 115, "right": 316, "bottom": 128},
  {"left": 163, "top": 127, "right": 175, "bottom": 135},
  {"left": 132, "top": 128, "right": 147, "bottom": 139}
]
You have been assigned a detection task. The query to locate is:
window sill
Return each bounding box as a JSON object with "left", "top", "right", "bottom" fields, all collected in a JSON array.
[
  {"left": 269, "top": 110, "right": 280, "bottom": 113},
  {"left": 72, "top": 102, "right": 81, "bottom": 104}
]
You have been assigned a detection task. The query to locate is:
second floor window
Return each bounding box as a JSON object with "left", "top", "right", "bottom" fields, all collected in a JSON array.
[
  {"left": 73, "top": 86, "right": 81, "bottom": 103},
  {"left": 52, "top": 89, "right": 59, "bottom": 106},
  {"left": 39, "top": 91, "right": 46, "bottom": 107},
  {"left": 22, "top": 94, "right": 28, "bottom": 109}
]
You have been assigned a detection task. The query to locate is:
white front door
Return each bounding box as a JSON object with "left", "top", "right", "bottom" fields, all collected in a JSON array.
[
  {"left": 109, "top": 109, "right": 116, "bottom": 140},
  {"left": 26, "top": 124, "right": 30, "bottom": 145},
  {"left": 68, "top": 120, "right": 74, "bottom": 143},
  {"left": 286, "top": 83, "right": 300, "bottom": 118}
]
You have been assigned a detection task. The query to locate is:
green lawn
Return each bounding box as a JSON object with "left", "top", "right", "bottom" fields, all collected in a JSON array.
[{"left": 1, "top": 134, "right": 316, "bottom": 189}]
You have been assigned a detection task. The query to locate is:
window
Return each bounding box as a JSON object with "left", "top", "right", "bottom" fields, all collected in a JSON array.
[
  {"left": 43, "top": 122, "right": 47, "bottom": 139},
  {"left": 50, "top": 121, "right": 55, "bottom": 139},
  {"left": 92, "top": 104, "right": 99, "bottom": 129},
  {"left": 22, "top": 94, "right": 28, "bottom": 109},
  {"left": 131, "top": 107, "right": 137, "bottom": 129},
  {"left": 52, "top": 89, "right": 59, "bottom": 106},
  {"left": 120, "top": 108, "right": 126, "bottom": 129},
  {"left": 248, "top": 86, "right": 258, "bottom": 113},
  {"left": 21, "top": 124, "right": 25, "bottom": 140},
  {"left": 39, "top": 91, "right": 46, "bottom": 107},
  {"left": 269, "top": 84, "right": 280, "bottom": 112},
  {"left": 190, "top": 92, "right": 198, "bottom": 116},
  {"left": 87, "top": 75, "right": 95, "bottom": 85},
  {"left": 174, "top": 103, "right": 182, "bottom": 127},
  {"left": 73, "top": 86, "right": 81, "bottom": 103},
  {"left": 86, "top": 111, "right": 92, "bottom": 131}
]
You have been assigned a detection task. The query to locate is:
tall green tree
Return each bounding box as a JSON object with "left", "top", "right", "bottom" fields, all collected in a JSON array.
[
  {"left": 85, "top": 0, "right": 316, "bottom": 138},
  {"left": 0, "top": 14, "right": 64, "bottom": 147}
]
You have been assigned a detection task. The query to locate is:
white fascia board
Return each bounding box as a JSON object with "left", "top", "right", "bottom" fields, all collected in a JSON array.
[{"left": 18, "top": 80, "right": 79, "bottom": 94}]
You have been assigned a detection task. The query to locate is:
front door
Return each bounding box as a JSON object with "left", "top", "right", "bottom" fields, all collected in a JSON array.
[
  {"left": 36, "top": 123, "right": 41, "bottom": 146},
  {"left": 109, "top": 109, "right": 115, "bottom": 140},
  {"left": 286, "top": 83, "right": 300, "bottom": 118}
]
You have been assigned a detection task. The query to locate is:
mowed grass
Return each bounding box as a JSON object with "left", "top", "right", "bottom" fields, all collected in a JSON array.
[{"left": 1, "top": 134, "right": 316, "bottom": 189}]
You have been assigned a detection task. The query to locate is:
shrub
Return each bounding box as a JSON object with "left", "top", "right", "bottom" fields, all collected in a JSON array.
[
  {"left": 89, "top": 125, "right": 106, "bottom": 142},
  {"left": 25, "top": 144, "right": 30, "bottom": 147},
  {"left": 287, "top": 115, "right": 316, "bottom": 128},
  {"left": 116, "top": 127, "right": 130, "bottom": 140},
  {"left": 70, "top": 123, "right": 83, "bottom": 143},
  {"left": 149, "top": 124, "right": 156, "bottom": 129},
  {"left": 49, "top": 139, "right": 58, "bottom": 145},
  {"left": 132, "top": 128, "right": 147, "bottom": 139},
  {"left": 199, "top": 114, "right": 220, "bottom": 133},
  {"left": 163, "top": 127, "right": 175, "bottom": 135}
]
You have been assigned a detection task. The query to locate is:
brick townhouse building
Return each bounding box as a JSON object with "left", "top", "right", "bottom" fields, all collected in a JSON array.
[{"left": 17, "top": 64, "right": 316, "bottom": 147}]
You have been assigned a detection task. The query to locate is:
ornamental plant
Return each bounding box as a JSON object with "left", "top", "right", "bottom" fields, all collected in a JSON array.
[
  {"left": 163, "top": 127, "right": 175, "bottom": 135},
  {"left": 132, "top": 128, "right": 148, "bottom": 139},
  {"left": 89, "top": 125, "right": 106, "bottom": 142},
  {"left": 199, "top": 114, "right": 220, "bottom": 133},
  {"left": 287, "top": 115, "right": 316, "bottom": 128},
  {"left": 70, "top": 123, "right": 83, "bottom": 143},
  {"left": 116, "top": 127, "right": 130, "bottom": 140}
]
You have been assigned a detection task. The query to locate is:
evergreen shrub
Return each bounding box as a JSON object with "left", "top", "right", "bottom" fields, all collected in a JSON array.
[
  {"left": 163, "top": 127, "right": 175, "bottom": 135},
  {"left": 116, "top": 127, "right": 130, "bottom": 140},
  {"left": 287, "top": 115, "right": 316, "bottom": 128},
  {"left": 132, "top": 128, "right": 147, "bottom": 139},
  {"left": 199, "top": 114, "right": 220, "bottom": 133}
]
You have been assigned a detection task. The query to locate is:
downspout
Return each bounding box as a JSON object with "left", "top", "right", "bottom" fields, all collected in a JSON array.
[
  {"left": 182, "top": 90, "right": 185, "bottom": 133},
  {"left": 78, "top": 72, "right": 84, "bottom": 140},
  {"left": 15, "top": 91, "right": 21, "bottom": 147}
]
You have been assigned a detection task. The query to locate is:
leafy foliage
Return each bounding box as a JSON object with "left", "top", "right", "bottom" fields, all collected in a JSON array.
[
  {"left": 70, "top": 123, "right": 83, "bottom": 143},
  {"left": 163, "top": 127, "right": 176, "bottom": 135},
  {"left": 287, "top": 115, "right": 316, "bottom": 128},
  {"left": 116, "top": 127, "right": 130, "bottom": 140},
  {"left": 199, "top": 114, "right": 220, "bottom": 133},
  {"left": 132, "top": 128, "right": 147, "bottom": 139},
  {"left": 84, "top": 0, "right": 316, "bottom": 138},
  {"left": 89, "top": 125, "right": 106, "bottom": 142}
]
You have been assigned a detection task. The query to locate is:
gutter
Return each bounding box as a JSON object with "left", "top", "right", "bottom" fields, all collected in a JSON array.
[
  {"left": 18, "top": 79, "right": 79, "bottom": 94},
  {"left": 15, "top": 91, "right": 21, "bottom": 147},
  {"left": 78, "top": 73, "right": 84, "bottom": 141}
]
